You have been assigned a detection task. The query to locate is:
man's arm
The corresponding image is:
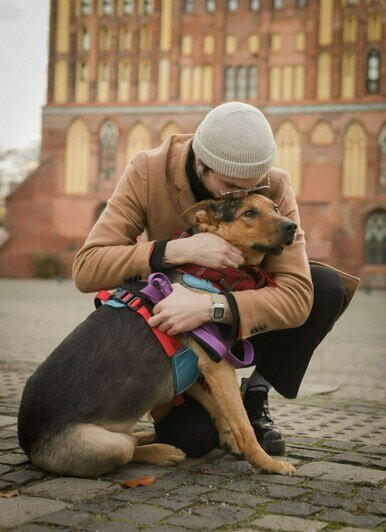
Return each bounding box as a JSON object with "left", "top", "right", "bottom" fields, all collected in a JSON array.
[
  {"left": 72, "top": 153, "right": 155, "bottom": 292},
  {"left": 232, "top": 171, "right": 314, "bottom": 339}
]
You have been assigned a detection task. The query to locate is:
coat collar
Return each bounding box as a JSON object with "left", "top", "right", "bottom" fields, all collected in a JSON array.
[{"left": 173, "top": 135, "right": 197, "bottom": 214}]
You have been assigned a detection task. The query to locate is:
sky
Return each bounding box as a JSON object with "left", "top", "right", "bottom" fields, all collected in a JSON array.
[{"left": 0, "top": 0, "right": 50, "bottom": 150}]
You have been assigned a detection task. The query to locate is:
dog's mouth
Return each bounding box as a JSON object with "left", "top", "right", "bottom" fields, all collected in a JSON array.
[{"left": 251, "top": 234, "right": 296, "bottom": 256}]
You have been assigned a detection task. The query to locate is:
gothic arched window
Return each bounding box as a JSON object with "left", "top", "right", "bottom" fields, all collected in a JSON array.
[
  {"left": 367, "top": 49, "right": 380, "bottom": 94},
  {"left": 99, "top": 121, "right": 118, "bottom": 180},
  {"left": 378, "top": 125, "right": 386, "bottom": 191},
  {"left": 365, "top": 211, "right": 386, "bottom": 265}
]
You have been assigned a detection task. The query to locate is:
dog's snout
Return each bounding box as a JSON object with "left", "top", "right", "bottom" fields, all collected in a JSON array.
[{"left": 280, "top": 221, "right": 297, "bottom": 234}]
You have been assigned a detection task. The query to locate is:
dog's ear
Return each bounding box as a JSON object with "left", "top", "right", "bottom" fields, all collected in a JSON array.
[
  {"left": 182, "top": 200, "right": 216, "bottom": 226},
  {"left": 183, "top": 198, "right": 241, "bottom": 228}
]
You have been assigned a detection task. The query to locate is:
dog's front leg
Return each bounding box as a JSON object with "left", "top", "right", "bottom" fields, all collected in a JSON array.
[{"left": 186, "top": 339, "right": 295, "bottom": 476}]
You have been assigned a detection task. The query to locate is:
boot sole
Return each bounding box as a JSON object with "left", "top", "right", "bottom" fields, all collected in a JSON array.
[{"left": 259, "top": 438, "right": 286, "bottom": 455}]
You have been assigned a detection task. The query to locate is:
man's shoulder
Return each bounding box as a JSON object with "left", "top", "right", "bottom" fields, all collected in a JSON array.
[{"left": 129, "top": 134, "right": 193, "bottom": 168}]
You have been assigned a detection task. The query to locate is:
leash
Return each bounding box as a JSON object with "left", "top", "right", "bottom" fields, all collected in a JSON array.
[{"left": 140, "top": 273, "right": 255, "bottom": 368}]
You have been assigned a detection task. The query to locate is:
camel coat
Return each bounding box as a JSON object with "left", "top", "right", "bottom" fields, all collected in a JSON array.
[{"left": 73, "top": 134, "right": 360, "bottom": 340}]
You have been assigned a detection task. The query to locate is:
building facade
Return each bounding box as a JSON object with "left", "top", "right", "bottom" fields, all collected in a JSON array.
[{"left": 0, "top": 0, "right": 385, "bottom": 287}]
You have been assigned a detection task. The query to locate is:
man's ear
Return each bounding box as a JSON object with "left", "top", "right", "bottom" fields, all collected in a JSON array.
[{"left": 182, "top": 200, "right": 216, "bottom": 226}]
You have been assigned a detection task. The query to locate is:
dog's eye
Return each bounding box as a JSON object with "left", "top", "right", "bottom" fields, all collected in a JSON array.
[
  {"left": 274, "top": 205, "right": 280, "bottom": 213},
  {"left": 243, "top": 209, "right": 257, "bottom": 218}
]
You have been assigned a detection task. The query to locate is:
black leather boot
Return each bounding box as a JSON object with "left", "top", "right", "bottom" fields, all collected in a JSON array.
[{"left": 241, "top": 379, "right": 285, "bottom": 455}]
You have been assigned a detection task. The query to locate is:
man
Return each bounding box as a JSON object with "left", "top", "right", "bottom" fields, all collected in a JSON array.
[{"left": 73, "top": 102, "right": 359, "bottom": 457}]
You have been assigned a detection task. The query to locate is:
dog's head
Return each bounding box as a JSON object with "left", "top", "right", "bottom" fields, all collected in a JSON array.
[{"left": 183, "top": 194, "right": 297, "bottom": 264}]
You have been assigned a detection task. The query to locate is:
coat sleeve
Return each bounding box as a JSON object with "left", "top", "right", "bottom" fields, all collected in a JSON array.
[
  {"left": 72, "top": 153, "right": 155, "bottom": 292},
  {"left": 232, "top": 171, "right": 314, "bottom": 339}
]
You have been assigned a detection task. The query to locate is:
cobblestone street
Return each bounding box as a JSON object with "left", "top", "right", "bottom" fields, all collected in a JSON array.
[{"left": 0, "top": 279, "right": 385, "bottom": 531}]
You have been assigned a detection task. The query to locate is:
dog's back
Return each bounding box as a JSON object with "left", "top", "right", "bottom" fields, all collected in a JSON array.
[{"left": 18, "top": 304, "right": 174, "bottom": 475}]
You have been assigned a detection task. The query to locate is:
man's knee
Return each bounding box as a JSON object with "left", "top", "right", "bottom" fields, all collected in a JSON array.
[{"left": 310, "top": 265, "right": 346, "bottom": 317}]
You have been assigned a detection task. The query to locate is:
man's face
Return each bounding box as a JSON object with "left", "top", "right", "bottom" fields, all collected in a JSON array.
[{"left": 194, "top": 157, "right": 270, "bottom": 200}]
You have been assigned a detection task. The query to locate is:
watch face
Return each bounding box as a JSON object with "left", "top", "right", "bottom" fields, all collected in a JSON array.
[{"left": 213, "top": 307, "right": 224, "bottom": 319}]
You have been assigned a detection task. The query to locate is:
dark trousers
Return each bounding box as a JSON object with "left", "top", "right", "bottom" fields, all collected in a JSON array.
[{"left": 155, "top": 265, "right": 347, "bottom": 456}]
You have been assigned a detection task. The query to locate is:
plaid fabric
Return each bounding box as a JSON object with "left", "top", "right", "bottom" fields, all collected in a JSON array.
[{"left": 173, "top": 230, "right": 277, "bottom": 291}]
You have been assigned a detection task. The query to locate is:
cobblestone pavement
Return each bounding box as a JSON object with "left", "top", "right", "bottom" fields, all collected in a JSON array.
[{"left": 0, "top": 280, "right": 385, "bottom": 531}]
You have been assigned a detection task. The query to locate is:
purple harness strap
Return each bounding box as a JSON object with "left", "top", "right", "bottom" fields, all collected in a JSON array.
[{"left": 140, "top": 273, "right": 254, "bottom": 369}]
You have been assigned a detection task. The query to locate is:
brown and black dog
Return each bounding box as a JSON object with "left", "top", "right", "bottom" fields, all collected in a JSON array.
[{"left": 18, "top": 194, "right": 297, "bottom": 477}]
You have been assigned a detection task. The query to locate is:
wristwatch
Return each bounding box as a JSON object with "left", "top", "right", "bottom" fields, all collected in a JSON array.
[{"left": 210, "top": 294, "right": 225, "bottom": 322}]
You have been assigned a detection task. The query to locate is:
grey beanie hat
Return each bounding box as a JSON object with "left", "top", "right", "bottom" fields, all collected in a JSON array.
[{"left": 192, "top": 102, "right": 276, "bottom": 179}]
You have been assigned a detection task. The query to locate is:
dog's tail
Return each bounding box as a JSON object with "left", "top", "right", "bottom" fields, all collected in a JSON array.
[{"left": 30, "top": 423, "right": 136, "bottom": 477}]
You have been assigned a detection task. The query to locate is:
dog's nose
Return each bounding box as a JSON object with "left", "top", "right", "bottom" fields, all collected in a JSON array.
[{"left": 280, "top": 221, "right": 297, "bottom": 234}]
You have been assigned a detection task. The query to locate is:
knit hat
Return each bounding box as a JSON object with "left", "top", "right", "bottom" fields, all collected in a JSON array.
[{"left": 192, "top": 102, "right": 276, "bottom": 179}]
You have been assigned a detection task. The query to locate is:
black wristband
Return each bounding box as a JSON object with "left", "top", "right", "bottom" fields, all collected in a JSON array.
[
  {"left": 149, "top": 239, "right": 173, "bottom": 272},
  {"left": 218, "top": 291, "right": 240, "bottom": 340}
]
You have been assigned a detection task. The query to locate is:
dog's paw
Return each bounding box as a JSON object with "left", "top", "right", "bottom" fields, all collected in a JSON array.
[
  {"left": 152, "top": 444, "right": 186, "bottom": 466},
  {"left": 258, "top": 458, "right": 296, "bottom": 476}
]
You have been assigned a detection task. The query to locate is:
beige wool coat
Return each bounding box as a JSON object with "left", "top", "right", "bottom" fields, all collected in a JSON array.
[{"left": 73, "top": 134, "right": 360, "bottom": 340}]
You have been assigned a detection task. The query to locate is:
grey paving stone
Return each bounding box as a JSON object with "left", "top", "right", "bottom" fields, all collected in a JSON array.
[
  {"left": 330, "top": 452, "right": 372, "bottom": 465},
  {"left": 108, "top": 503, "right": 172, "bottom": 525},
  {"left": 0, "top": 440, "right": 21, "bottom": 451},
  {"left": 370, "top": 457, "right": 386, "bottom": 469},
  {"left": 0, "top": 495, "right": 68, "bottom": 529},
  {"left": 265, "top": 501, "right": 321, "bottom": 516},
  {"left": 320, "top": 508, "right": 385, "bottom": 528},
  {"left": 254, "top": 473, "right": 304, "bottom": 485},
  {"left": 351, "top": 486, "right": 386, "bottom": 504},
  {"left": 286, "top": 448, "right": 331, "bottom": 460},
  {"left": 286, "top": 437, "right": 320, "bottom": 446},
  {"left": 0, "top": 479, "right": 12, "bottom": 490},
  {"left": 147, "top": 492, "right": 196, "bottom": 511},
  {"left": 0, "top": 428, "right": 17, "bottom": 439},
  {"left": 307, "top": 492, "right": 355, "bottom": 510},
  {"left": 0, "top": 414, "right": 17, "bottom": 427},
  {"left": 113, "top": 489, "right": 153, "bottom": 503},
  {"left": 73, "top": 498, "right": 124, "bottom": 513},
  {"left": 23, "top": 477, "right": 115, "bottom": 502},
  {"left": 165, "top": 505, "right": 253, "bottom": 529},
  {"left": 367, "top": 501, "right": 386, "bottom": 515},
  {"left": 85, "top": 522, "right": 139, "bottom": 531},
  {"left": 338, "top": 528, "right": 375, "bottom": 532},
  {"left": 318, "top": 440, "right": 358, "bottom": 451},
  {"left": 266, "top": 485, "right": 309, "bottom": 499},
  {"left": 193, "top": 473, "right": 229, "bottom": 487},
  {"left": 205, "top": 490, "right": 270, "bottom": 508},
  {"left": 15, "top": 525, "right": 56, "bottom": 532},
  {"left": 296, "top": 460, "right": 386, "bottom": 485},
  {"left": 249, "top": 514, "right": 326, "bottom": 531},
  {"left": 0, "top": 463, "right": 12, "bottom": 475},
  {"left": 0, "top": 452, "right": 29, "bottom": 465},
  {"left": 38, "top": 508, "right": 92, "bottom": 526},
  {"left": 1, "top": 468, "right": 45, "bottom": 485},
  {"left": 359, "top": 445, "right": 386, "bottom": 455},
  {"left": 303, "top": 479, "right": 354, "bottom": 495}
]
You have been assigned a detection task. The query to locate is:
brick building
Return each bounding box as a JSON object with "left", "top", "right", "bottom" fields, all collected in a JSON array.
[{"left": 0, "top": 0, "right": 385, "bottom": 287}]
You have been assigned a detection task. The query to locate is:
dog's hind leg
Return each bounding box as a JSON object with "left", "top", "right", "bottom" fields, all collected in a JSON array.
[
  {"left": 31, "top": 424, "right": 137, "bottom": 477},
  {"left": 133, "top": 431, "right": 156, "bottom": 446},
  {"left": 132, "top": 443, "right": 185, "bottom": 466}
]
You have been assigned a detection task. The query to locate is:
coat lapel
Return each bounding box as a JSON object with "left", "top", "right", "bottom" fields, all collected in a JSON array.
[{"left": 173, "top": 135, "right": 197, "bottom": 215}]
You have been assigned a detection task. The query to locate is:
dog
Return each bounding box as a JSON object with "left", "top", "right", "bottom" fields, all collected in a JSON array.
[{"left": 18, "top": 194, "right": 297, "bottom": 477}]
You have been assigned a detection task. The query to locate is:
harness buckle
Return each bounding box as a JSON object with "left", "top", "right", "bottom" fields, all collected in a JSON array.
[{"left": 121, "top": 292, "right": 143, "bottom": 310}]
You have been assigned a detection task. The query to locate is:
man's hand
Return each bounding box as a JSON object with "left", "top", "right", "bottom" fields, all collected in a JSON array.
[
  {"left": 147, "top": 284, "right": 212, "bottom": 336},
  {"left": 164, "top": 233, "right": 245, "bottom": 269}
]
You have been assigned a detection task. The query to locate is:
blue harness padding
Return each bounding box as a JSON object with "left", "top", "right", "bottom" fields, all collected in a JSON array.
[
  {"left": 102, "top": 293, "right": 200, "bottom": 395},
  {"left": 182, "top": 273, "right": 221, "bottom": 293},
  {"left": 171, "top": 346, "right": 200, "bottom": 395}
]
